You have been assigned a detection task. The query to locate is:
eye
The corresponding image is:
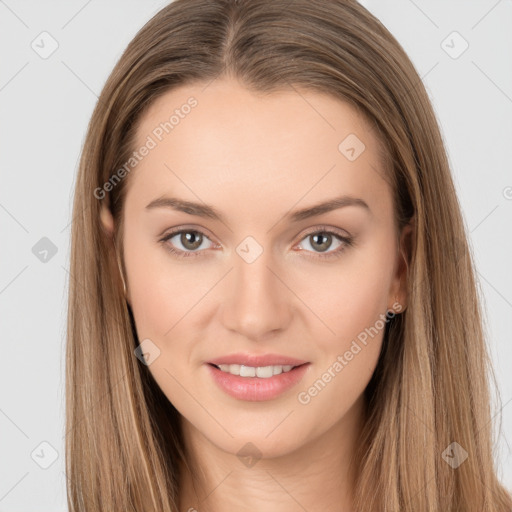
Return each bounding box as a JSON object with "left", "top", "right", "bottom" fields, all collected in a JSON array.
[
  {"left": 160, "top": 229, "right": 216, "bottom": 258},
  {"left": 295, "top": 227, "right": 354, "bottom": 260}
]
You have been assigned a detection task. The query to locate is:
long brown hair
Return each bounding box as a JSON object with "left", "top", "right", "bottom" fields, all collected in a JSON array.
[{"left": 65, "top": 0, "right": 512, "bottom": 510}]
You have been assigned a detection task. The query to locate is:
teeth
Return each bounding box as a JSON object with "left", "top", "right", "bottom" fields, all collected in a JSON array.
[{"left": 217, "top": 364, "right": 295, "bottom": 378}]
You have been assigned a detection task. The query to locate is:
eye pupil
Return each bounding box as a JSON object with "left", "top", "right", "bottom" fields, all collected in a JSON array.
[{"left": 310, "top": 233, "right": 332, "bottom": 252}]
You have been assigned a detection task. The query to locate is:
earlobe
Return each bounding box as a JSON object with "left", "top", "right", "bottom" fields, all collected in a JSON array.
[{"left": 100, "top": 204, "right": 115, "bottom": 238}]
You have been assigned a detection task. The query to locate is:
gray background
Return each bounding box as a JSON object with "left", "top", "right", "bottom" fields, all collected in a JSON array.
[{"left": 1, "top": 0, "right": 511, "bottom": 509}]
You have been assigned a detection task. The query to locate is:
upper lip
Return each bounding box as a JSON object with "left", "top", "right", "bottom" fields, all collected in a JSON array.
[{"left": 207, "top": 353, "right": 309, "bottom": 367}]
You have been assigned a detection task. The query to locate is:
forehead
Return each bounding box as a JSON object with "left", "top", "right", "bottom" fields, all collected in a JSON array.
[{"left": 126, "top": 79, "right": 392, "bottom": 221}]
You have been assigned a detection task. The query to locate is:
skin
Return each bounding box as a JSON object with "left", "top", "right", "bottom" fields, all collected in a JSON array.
[{"left": 101, "top": 78, "right": 412, "bottom": 512}]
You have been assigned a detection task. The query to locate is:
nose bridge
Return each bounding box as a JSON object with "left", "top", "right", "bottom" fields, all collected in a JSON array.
[{"left": 221, "top": 244, "right": 291, "bottom": 339}]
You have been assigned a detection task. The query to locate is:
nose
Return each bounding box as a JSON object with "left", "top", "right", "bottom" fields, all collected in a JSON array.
[{"left": 221, "top": 250, "right": 293, "bottom": 341}]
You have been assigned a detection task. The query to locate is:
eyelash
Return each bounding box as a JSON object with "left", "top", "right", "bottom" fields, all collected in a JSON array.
[{"left": 160, "top": 225, "right": 354, "bottom": 261}]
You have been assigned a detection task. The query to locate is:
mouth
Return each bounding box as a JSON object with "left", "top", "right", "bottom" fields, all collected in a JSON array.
[{"left": 205, "top": 362, "right": 311, "bottom": 401}]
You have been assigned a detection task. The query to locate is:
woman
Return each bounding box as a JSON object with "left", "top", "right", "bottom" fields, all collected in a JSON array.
[{"left": 65, "top": 0, "right": 512, "bottom": 510}]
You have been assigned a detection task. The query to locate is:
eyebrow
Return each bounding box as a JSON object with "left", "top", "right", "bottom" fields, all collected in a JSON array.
[{"left": 145, "top": 195, "right": 371, "bottom": 224}]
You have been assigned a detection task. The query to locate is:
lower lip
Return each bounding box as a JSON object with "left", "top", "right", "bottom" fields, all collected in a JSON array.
[{"left": 205, "top": 363, "right": 311, "bottom": 401}]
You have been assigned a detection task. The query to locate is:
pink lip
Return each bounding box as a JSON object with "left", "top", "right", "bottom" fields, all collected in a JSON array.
[
  {"left": 207, "top": 353, "right": 308, "bottom": 367},
  {"left": 205, "top": 362, "right": 311, "bottom": 401}
]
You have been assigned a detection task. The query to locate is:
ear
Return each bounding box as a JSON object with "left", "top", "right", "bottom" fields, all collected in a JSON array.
[
  {"left": 389, "top": 216, "right": 414, "bottom": 314},
  {"left": 100, "top": 202, "right": 129, "bottom": 301},
  {"left": 100, "top": 203, "right": 115, "bottom": 238}
]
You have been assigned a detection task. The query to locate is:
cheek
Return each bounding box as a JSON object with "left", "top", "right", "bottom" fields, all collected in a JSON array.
[
  {"left": 291, "top": 247, "right": 393, "bottom": 410},
  {"left": 294, "top": 251, "right": 393, "bottom": 350},
  {"left": 293, "top": 276, "right": 390, "bottom": 439},
  {"left": 125, "top": 254, "right": 175, "bottom": 339},
  {"left": 301, "top": 274, "right": 387, "bottom": 393},
  {"left": 123, "top": 229, "right": 208, "bottom": 339}
]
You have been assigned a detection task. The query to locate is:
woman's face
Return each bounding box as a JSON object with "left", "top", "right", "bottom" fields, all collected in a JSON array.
[{"left": 108, "top": 78, "right": 409, "bottom": 458}]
